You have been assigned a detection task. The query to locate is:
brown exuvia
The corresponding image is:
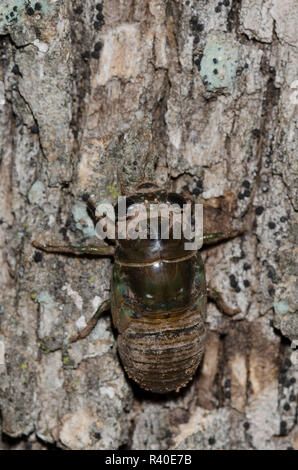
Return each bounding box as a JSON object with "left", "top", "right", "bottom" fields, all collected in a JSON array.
[{"left": 33, "top": 182, "right": 243, "bottom": 393}]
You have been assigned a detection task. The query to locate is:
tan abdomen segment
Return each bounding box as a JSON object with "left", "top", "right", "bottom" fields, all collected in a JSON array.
[{"left": 117, "top": 302, "right": 206, "bottom": 393}]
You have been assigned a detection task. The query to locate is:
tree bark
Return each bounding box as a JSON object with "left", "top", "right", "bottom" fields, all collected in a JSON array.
[{"left": 0, "top": 0, "right": 297, "bottom": 450}]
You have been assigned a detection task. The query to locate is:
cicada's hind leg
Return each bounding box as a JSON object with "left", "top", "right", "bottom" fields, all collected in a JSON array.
[
  {"left": 32, "top": 240, "right": 115, "bottom": 256},
  {"left": 32, "top": 238, "right": 114, "bottom": 346},
  {"left": 69, "top": 299, "right": 111, "bottom": 343}
]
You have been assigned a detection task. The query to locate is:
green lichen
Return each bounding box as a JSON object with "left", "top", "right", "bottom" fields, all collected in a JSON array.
[
  {"left": 274, "top": 299, "right": 290, "bottom": 316},
  {"left": 106, "top": 185, "right": 121, "bottom": 200},
  {"left": 37, "top": 290, "right": 54, "bottom": 305},
  {"left": 28, "top": 180, "right": 45, "bottom": 204},
  {"left": 72, "top": 204, "right": 96, "bottom": 238},
  {"left": 62, "top": 354, "right": 75, "bottom": 368},
  {"left": 0, "top": 0, "right": 51, "bottom": 34},
  {"left": 200, "top": 34, "right": 238, "bottom": 92},
  {"left": 39, "top": 339, "right": 50, "bottom": 353}
]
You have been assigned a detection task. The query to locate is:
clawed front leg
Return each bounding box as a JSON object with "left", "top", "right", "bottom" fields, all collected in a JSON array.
[
  {"left": 207, "top": 287, "right": 240, "bottom": 316},
  {"left": 32, "top": 240, "right": 115, "bottom": 256}
]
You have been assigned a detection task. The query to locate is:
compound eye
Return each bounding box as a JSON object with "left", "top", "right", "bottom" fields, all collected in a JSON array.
[{"left": 167, "top": 193, "right": 186, "bottom": 207}]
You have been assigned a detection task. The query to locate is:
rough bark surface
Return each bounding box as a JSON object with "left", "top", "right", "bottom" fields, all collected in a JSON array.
[{"left": 0, "top": 0, "right": 297, "bottom": 450}]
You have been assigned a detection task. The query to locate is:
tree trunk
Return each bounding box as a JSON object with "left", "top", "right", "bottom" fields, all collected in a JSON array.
[{"left": 0, "top": 0, "right": 297, "bottom": 450}]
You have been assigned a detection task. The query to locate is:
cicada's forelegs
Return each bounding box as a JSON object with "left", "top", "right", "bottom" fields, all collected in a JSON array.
[
  {"left": 202, "top": 229, "right": 245, "bottom": 246},
  {"left": 207, "top": 287, "right": 240, "bottom": 316},
  {"left": 32, "top": 240, "right": 115, "bottom": 256},
  {"left": 69, "top": 299, "right": 111, "bottom": 344}
]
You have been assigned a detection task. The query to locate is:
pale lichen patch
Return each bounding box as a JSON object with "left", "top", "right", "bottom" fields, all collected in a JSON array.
[
  {"left": 62, "top": 283, "right": 83, "bottom": 311},
  {"left": 200, "top": 34, "right": 238, "bottom": 93},
  {"left": 37, "top": 291, "right": 61, "bottom": 341},
  {"left": 72, "top": 204, "right": 95, "bottom": 238},
  {"left": 274, "top": 299, "right": 290, "bottom": 316},
  {"left": 28, "top": 180, "right": 46, "bottom": 205}
]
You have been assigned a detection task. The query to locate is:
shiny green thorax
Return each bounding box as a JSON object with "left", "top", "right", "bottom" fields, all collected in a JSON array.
[{"left": 111, "top": 252, "right": 206, "bottom": 333}]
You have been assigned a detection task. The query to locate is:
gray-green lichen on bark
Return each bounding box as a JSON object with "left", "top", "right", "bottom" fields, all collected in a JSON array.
[{"left": 0, "top": 0, "right": 297, "bottom": 450}]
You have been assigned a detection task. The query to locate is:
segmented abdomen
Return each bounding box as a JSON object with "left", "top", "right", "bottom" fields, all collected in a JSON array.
[
  {"left": 118, "top": 300, "right": 206, "bottom": 393},
  {"left": 112, "top": 252, "right": 206, "bottom": 393}
]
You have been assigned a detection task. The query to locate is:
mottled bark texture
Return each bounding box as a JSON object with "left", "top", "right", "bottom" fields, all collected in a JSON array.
[{"left": 0, "top": 0, "right": 297, "bottom": 450}]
